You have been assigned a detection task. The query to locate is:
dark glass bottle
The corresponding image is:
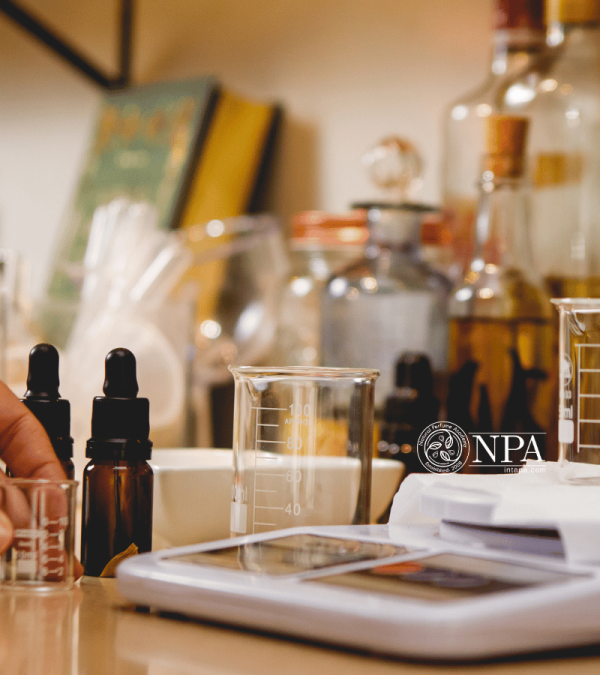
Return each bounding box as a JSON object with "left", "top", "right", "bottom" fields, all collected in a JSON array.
[
  {"left": 81, "top": 348, "right": 153, "bottom": 577},
  {"left": 377, "top": 352, "right": 440, "bottom": 476},
  {"left": 20, "top": 343, "right": 74, "bottom": 479}
]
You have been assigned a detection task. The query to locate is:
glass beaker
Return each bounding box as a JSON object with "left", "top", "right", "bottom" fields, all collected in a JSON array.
[
  {"left": 0, "top": 478, "right": 78, "bottom": 590},
  {"left": 553, "top": 298, "right": 600, "bottom": 484},
  {"left": 229, "top": 366, "right": 379, "bottom": 535}
]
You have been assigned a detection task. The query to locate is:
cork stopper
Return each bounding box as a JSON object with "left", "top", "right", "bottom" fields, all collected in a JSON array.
[
  {"left": 483, "top": 115, "right": 529, "bottom": 178},
  {"left": 546, "top": 0, "right": 600, "bottom": 24},
  {"left": 495, "top": 0, "right": 545, "bottom": 30}
]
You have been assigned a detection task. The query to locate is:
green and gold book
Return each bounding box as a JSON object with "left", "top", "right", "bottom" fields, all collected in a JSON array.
[{"left": 40, "top": 77, "right": 219, "bottom": 345}]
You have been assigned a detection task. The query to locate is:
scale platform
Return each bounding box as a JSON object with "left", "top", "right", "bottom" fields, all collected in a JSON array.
[{"left": 117, "top": 523, "right": 600, "bottom": 661}]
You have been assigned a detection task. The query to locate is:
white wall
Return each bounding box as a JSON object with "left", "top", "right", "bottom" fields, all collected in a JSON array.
[{"left": 0, "top": 0, "right": 491, "bottom": 298}]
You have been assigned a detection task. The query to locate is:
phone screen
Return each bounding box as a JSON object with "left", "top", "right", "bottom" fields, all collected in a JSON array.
[
  {"left": 307, "top": 553, "right": 585, "bottom": 603},
  {"left": 163, "top": 534, "right": 412, "bottom": 575}
]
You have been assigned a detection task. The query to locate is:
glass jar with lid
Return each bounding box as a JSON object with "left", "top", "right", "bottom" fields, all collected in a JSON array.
[
  {"left": 320, "top": 137, "right": 450, "bottom": 410},
  {"left": 320, "top": 202, "right": 450, "bottom": 409}
]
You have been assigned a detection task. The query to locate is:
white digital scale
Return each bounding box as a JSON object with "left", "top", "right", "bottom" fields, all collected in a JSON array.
[{"left": 117, "top": 522, "right": 600, "bottom": 661}]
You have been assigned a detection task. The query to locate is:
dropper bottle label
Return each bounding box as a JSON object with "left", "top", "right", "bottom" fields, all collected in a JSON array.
[{"left": 80, "top": 348, "right": 153, "bottom": 577}]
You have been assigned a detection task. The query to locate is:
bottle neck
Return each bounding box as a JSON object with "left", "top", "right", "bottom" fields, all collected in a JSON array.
[
  {"left": 490, "top": 28, "right": 546, "bottom": 77},
  {"left": 470, "top": 175, "right": 535, "bottom": 273},
  {"left": 364, "top": 207, "right": 424, "bottom": 249}
]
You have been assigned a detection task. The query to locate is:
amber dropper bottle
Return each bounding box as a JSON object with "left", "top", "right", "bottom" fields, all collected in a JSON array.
[
  {"left": 80, "top": 348, "right": 153, "bottom": 577},
  {"left": 20, "top": 343, "right": 75, "bottom": 479}
]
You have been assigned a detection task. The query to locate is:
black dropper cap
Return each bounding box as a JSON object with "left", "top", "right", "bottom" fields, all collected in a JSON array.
[
  {"left": 86, "top": 348, "right": 152, "bottom": 461},
  {"left": 21, "top": 343, "right": 73, "bottom": 462}
]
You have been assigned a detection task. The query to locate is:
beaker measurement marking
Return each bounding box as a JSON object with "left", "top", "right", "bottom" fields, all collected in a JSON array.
[
  {"left": 576, "top": 344, "right": 600, "bottom": 455},
  {"left": 14, "top": 528, "right": 43, "bottom": 539},
  {"left": 251, "top": 403, "right": 290, "bottom": 534},
  {"left": 252, "top": 406, "right": 287, "bottom": 411}
]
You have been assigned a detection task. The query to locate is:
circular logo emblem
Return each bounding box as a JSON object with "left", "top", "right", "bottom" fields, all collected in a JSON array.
[{"left": 417, "top": 421, "right": 469, "bottom": 474}]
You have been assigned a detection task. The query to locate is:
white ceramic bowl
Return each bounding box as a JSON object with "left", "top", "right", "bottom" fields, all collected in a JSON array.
[{"left": 150, "top": 448, "right": 404, "bottom": 548}]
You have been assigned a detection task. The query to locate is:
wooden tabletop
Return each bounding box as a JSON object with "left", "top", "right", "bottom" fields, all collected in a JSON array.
[{"left": 3, "top": 576, "right": 600, "bottom": 674}]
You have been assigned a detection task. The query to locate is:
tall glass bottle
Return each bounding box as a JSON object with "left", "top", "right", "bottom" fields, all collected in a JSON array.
[
  {"left": 447, "top": 115, "right": 555, "bottom": 466},
  {"left": 502, "top": 0, "right": 600, "bottom": 296},
  {"left": 441, "top": 0, "right": 546, "bottom": 279}
]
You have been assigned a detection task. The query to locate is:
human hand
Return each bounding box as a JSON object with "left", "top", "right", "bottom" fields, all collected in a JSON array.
[{"left": 0, "top": 380, "right": 84, "bottom": 579}]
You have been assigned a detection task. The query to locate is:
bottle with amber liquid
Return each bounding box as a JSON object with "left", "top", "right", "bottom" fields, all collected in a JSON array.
[
  {"left": 447, "top": 115, "right": 555, "bottom": 468},
  {"left": 81, "top": 348, "right": 153, "bottom": 577}
]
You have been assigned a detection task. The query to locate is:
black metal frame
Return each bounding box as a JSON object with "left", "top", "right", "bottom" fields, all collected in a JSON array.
[{"left": 0, "top": 0, "right": 132, "bottom": 89}]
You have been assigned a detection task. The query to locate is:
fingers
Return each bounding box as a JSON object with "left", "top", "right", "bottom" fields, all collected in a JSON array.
[
  {"left": 0, "top": 380, "right": 65, "bottom": 481},
  {"left": 0, "top": 510, "right": 13, "bottom": 555}
]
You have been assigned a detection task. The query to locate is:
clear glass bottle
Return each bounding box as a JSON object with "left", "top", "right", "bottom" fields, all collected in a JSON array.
[
  {"left": 269, "top": 210, "right": 367, "bottom": 367},
  {"left": 447, "top": 115, "right": 555, "bottom": 465},
  {"left": 502, "top": 0, "right": 600, "bottom": 296},
  {"left": 441, "top": 0, "right": 546, "bottom": 280}
]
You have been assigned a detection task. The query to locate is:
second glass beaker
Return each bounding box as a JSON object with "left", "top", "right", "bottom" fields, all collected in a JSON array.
[
  {"left": 554, "top": 298, "right": 600, "bottom": 484},
  {"left": 229, "top": 366, "right": 379, "bottom": 535}
]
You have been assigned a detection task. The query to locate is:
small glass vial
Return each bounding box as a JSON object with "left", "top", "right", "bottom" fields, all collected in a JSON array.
[{"left": 81, "top": 348, "right": 153, "bottom": 577}]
